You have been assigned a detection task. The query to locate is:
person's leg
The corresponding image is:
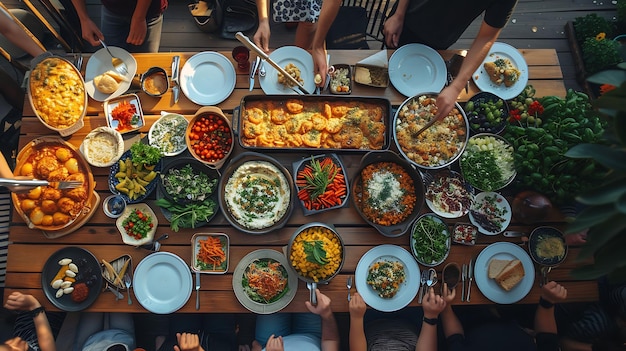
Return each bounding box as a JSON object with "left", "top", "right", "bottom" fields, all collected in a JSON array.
[
  {"left": 292, "top": 312, "right": 321, "bottom": 339},
  {"left": 108, "top": 313, "right": 135, "bottom": 334},
  {"left": 100, "top": 7, "right": 131, "bottom": 49},
  {"left": 137, "top": 14, "right": 163, "bottom": 53},
  {"left": 254, "top": 313, "right": 292, "bottom": 346},
  {"left": 294, "top": 22, "right": 316, "bottom": 49},
  {"left": 72, "top": 312, "right": 105, "bottom": 351}
]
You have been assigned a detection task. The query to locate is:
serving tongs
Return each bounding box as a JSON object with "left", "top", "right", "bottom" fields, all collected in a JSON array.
[
  {"left": 235, "top": 32, "right": 311, "bottom": 95},
  {"left": 0, "top": 178, "right": 82, "bottom": 192}
]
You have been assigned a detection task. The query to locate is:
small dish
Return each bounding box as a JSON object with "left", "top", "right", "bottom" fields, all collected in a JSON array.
[
  {"left": 442, "top": 262, "right": 461, "bottom": 290},
  {"left": 452, "top": 223, "right": 478, "bottom": 245},
  {"left": 141, "top": 66, "right": 169, "bottom": 97},
  {"left": 353, "top": 64, "right": 388, "bottom": 88},
  {"left": 191, "top": 233, "right": 229, "bottom": 274},
  {"left": 148, "top": 113, "right": 189, "bottom": 156},
  {"left": 469, "top": 192, "right": 512, "bottom": 235},
  {"left": 116, "top": 203, "right": 158, "bottom": 246},
  {"left": 101, "top": 254, "right": 132, "bottom": 290},
  {"left": 464, "top": 91, "right": 509, "bottom": 135},
  {"left": 104, "top": 94, "right": 145, "bottom": 134},
  {"left": 292, "top": 154, "right": 349, "bottom": 215},
  {"left": 80, "top": 126, "right": 124, "bottom": 167},
  {"left": 329, "top": 64, "right": 352, "bottom": 94},
  {"left": 186, "top": 106, "right": 234, "bottom": 169},
  {"left": 102, "top": 194, "right": 126, "bottom": 218},
  {"left": 410, "top": 213, "right": 451, "bottom": 267}
]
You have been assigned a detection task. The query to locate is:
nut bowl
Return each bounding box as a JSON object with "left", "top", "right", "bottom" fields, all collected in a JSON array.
[
  {"left": 410, "top": 213, "right": 451, "bottom": 267},
  {"left": 28, "top": 55, "right": 87, "bottom": 136},
  {"left": 393, "top": 93, "right": 469, "bottom": 170},
  {"left": 186, "top": 106, "right": 234, "bottom": 169},
  {"left": 12, "top": 136, "right": 96, "bottom": 231},
  {"left": 351, "top": 151, "right": 424, "bottom": 237}
]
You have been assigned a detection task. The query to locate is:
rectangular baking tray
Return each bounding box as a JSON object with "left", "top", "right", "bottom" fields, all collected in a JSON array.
[{"left": 234, "top": 95, "right": 392, "bottom": 152}]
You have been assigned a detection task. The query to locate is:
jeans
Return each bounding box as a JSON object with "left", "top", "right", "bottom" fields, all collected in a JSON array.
[
  {"left": 101, "top": 7, "right": 163, "bottom": 52},
  {"left": 254, "top": 313, "right": 321, "bottom": 347}
]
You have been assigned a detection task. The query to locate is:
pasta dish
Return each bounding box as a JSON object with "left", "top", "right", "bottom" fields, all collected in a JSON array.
[{"left": 367, "top": 259, "right": 405, "bottom": 298}]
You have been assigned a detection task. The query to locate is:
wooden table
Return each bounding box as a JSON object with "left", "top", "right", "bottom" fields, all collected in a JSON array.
[{"left": 4, "top": 49, "right": 598, "bottom": 313}]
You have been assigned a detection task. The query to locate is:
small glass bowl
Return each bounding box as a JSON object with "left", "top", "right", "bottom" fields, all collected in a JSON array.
[{"left": 103, "top": 194, "right": 126, "bottom": 218}]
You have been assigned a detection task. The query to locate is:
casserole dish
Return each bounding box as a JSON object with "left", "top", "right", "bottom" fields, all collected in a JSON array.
[{"left": 236, "top": 95, "right": 391, "bottom": 152}]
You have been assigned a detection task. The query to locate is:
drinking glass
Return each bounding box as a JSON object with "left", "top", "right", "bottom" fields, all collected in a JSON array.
[{"left": 232, "top": 46, "right": 250, "bottom": 71}]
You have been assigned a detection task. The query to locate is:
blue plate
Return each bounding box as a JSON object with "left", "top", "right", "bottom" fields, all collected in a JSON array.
[{"left": 108, "top": 150, "right": 161, "bottom": 204}]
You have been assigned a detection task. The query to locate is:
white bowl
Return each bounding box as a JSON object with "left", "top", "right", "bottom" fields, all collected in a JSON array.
[
  {"left": 148, "top": 113, "right": 189, "bottom": 156},
  {"left": 116, "top": 203, "right": 158, "bottom": 246},
  {"left": 81, "top": 126, "right": 124, "bottom": 167}
]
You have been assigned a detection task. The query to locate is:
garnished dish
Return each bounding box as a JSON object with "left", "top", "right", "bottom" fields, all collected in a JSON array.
[
  {"left": 277, "top": 63, "right": 303, "bottom": 87},
  {"left": 452, "top": 223, "right": 478, "bottom": 245},
  {"left": 104, "top": 94, "right": 144, "bottom": 134},
  {"left": 295, "top": 155, "right": 347, "bottom": 213},
  {"left": 367, "top": 259, "right": 406, "bottom": 298},
  {"left": 354, "top": 162, "right": 416, "bottom": 226},
  {"left": 329, "top": 65, "right": 351, "bottom": 94},
  {"left": 289, "top": 225, "right": 343, "bottom": 283},
  {"left": 410, "top": 214, "right": 451, "bottom": 267},
  {"left": 223, "top": 160, "right": 291, "bottom": 231},
  {"left": 29, "top": 57, "right": 86, "bottom": 131},
  {"left": 110, "top": 142, "right": 162, "bottom": 203},
  {"left": 149, "top": 114, "right": 188, "bottom": 156},
  {"left": 459, "top": 134, "right": 515, "bottom": 192},
  {"left": 484, "top": 58, "right": 520, "bottom": 87},
  {"left": 116, "top": 203, "right": 157, "bottom": 246},
  {"left": 394, "top": 94, "right": 468, "bottom": 169},
  {"left": 13, "top": 139, "right": 92, "bottom": 231},
  {"left": 240, "top": 98, "right": 387, "bottom": 150},
  {"left": 243, "top": 258, "right": 289, "bottom": 304},
  {"left": 193, "top": 234, "right": 228, "bottom": 273},
  {"left": 425, "top": 171, "right": 474, "bottom": 218},
  {"left": 155, "top": 160, "right": 218, "bottom": 232},
  {"left": 469, "top": 192, "right": 512, "bottom": 235}
]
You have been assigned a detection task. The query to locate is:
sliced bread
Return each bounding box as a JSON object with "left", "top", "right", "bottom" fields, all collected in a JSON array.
[
  {"left": 495, "top": 259, "right": 525, "bottom": 291},
  {"left": 488, "top": 258, "right": 511, "bottom": 279}
]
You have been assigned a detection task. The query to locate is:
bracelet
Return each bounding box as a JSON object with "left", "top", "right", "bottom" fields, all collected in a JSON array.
[
  {"left": 30, "top": 306, "right": 45, "bottom": 318},
  {"left": 539, "top": 297, "right": 554, "bottom": 309},
  {"left": 423, "top": 317, "right": 438, "bottom": 325}
]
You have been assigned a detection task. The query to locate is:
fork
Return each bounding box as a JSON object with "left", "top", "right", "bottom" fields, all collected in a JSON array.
[
  {"left": 418, "top": 270, "right": 428, "bottom": 303},
  {"left": 124, "top": 274, "right": 132, "bottom": 305},
  {"left": 99, "top": 39, "right": 128, "bottom": 76},
  {"left": 0, "top": 178, "right": 82, "bottom": 192}
]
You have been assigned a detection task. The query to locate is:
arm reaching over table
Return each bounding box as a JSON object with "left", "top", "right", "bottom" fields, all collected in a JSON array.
[{"left": 4, "top": 292, "right": 56, "bottom": 351}]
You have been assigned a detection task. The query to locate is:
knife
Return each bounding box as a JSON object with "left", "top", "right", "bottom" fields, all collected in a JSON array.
[
  {"left": 171, "top": 55, "right": 180, "bottom": 104},
  {"left": 235, "top": 32, "right": 311, "bottom": 95},
  {"left": 467, "top": 258, "right": 474, "bottom": 302},
  {"left": 250, "top": 57, "right": 260, "bottom": 91},
  {"left": 195, "top": 271, "right": 201, "bottom": 310}
]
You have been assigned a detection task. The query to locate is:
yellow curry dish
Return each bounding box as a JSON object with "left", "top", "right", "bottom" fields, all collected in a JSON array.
[
  {"left": 241, "top": 99, "right": 388, "bottom": 150},
  {"left": 29, "top": 57, "right": 87, "bottom": 131}
]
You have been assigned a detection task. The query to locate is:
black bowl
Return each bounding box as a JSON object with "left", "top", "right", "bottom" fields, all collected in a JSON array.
[{"left": 464, "top": 92, "right": 509, "bottom": 135}]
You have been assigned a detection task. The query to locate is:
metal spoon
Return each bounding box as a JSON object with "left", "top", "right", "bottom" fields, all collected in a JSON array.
[
  {"left": 347, "top": 276, "right": 353, "bottom": 301},
  {"left": 426, "top": 268, "right": 438, "bottom": 289},
  {"left": 259, "top": 60, "right": 266, "bottom": 77}
]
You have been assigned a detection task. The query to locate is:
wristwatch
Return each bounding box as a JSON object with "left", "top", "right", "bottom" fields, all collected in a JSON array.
[
  {"left": 30, "top": 306, "right": 45, "bottom": 318},
  {"left": 423, "top": 316, "right": 438, "bottom": 325},
  {"left": 539, "top": 297, "right": 554, "bottom": 309}
]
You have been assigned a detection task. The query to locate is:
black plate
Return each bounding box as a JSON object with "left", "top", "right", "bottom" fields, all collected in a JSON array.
[
  {"left": 528, "top": 226, "right": 568, "bottom": 266},
  {"left": 41, "top": 247, "right": 103, "bottom": 311}
]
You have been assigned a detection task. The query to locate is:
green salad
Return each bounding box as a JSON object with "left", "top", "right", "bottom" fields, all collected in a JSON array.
[{"left": 412, "top": 215, "right": 450, "bottom": 265}]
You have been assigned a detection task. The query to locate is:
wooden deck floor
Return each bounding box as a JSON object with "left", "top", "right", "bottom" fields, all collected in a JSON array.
[{"left": 3, "top": 0, "right": 620, "bottom": 92}]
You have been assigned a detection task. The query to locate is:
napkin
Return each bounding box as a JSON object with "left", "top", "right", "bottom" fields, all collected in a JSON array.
[{"left": 354, "top": 50, "right": 389, "bottom": 87}]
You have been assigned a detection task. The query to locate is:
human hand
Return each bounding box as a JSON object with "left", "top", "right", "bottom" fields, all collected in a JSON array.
[
  {"left": 441, "top": 282, "right": 456, "bottom": 304},
  {"left": 238, "top": 344, "right": 251, "bottom": 351},
  {"left": 305, "top": 289, "right": 333, "bottom": 319},
  {"left": 434, "top": 86, "right": 461, "bottom": 121},
  {"left": 250, "top": 340, "right": 262, "bottom": 351},
  {"left": 127, "top": 16, "right": 148, "bottom": 46},
  {"left": 541, "top": 281, "right": 567, "bottom": 304},
  {"left": 382, "top": 14, "right": 404, "bottom": 48},
  {"left": 265, "top": 335, "right": 284, "bottom": 351},
  {"left": 174, "top": 332, "right": 205, "bottom": 351},
  {"left": 349, "top": 292, "right": 367, "bottom": 319},
  {"left": 4, "top": 292, "right": 41, "bottom": 311},
  {"left": 253, "top": 22, "right": 271, "bottom": 53},
  {"left": 312, "top": 46, "right": 328, "bottom": 87},
  {"left": 2, "top": 337, "right": 28, "bottom": 351},
  {"left": 79, "top": 18, "right": 103, "bottom": 46},
  {"left": 565, "top": 229, "right": 588, "bottom": 246},
  {"left": 422, "top": 287, "right": 446, "bottom": 319}
]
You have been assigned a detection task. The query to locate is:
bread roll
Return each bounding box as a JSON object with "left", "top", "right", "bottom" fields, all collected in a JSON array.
[
  {"left": 94, "top": 70, "right": 126, "bottom": 94},
  {"left": 488, "top": 259, "right": 511, "bottom": 279},
  {"left": 495, "top": 259, "right": 525, "bottom": 291}
]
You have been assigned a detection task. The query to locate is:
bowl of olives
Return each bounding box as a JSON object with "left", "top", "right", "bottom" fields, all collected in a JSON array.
[{"left": 464, "top": 92, "right": 509, "bottom": 135}]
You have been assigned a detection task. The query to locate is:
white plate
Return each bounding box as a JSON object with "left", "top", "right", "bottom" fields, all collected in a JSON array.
[
  {"left": 389, "top": 44, "right": 447, "bottom": 97},
  {"left": 474, "top": 242, "right": 535, "bottom": 304},
  {"left": 469, "top": 192, "right": 512, "bottom": 235},
  {"left": 355, "top": 245, "right": 420, "bottom": 312},
  {"left": 424, "top": 171, "right": 474, "bottom": 218},
  {"left": 232, "top": 249, "right": 298, "bottom": 314},
  {"left": 85, "top": 47, "right": 137, "bottom": 102},
  {"left": 260, "top": 46, "right": 315, "bottom": 95},
  {"left": 180, "top": 52, "right": 236, "bottom": 105},
  {"left": 472, "top": 42, "right": 529, "bottom": 100},
  {"left": 133, "top": 252, "right": 193, "bottom": 314},
  {"left": 148, "top": 113, "right": 189, "bottom": 156}
]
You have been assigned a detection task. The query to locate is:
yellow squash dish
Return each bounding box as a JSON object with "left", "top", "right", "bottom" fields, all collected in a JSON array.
[{"left": 29, "top": 57, "right": 86, "bottom": 130}]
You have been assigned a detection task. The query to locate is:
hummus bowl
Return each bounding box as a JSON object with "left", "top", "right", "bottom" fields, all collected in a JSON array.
[{"left": 218, "top": 152, "right": 294, "bottom": 234}]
